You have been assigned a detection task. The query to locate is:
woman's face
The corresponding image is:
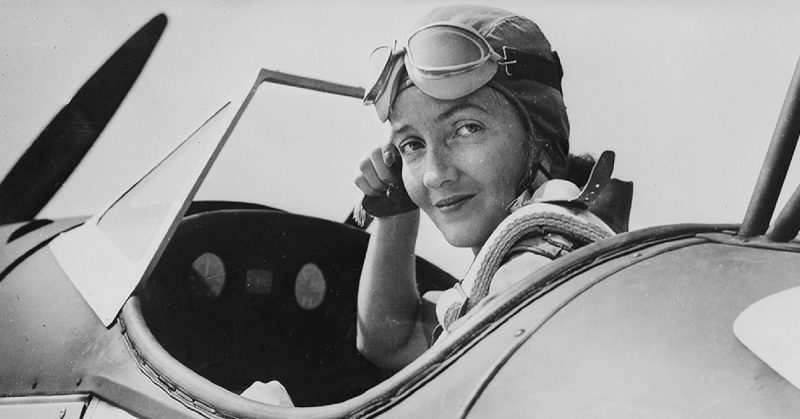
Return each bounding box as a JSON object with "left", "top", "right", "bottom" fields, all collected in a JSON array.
[{"left": 389, "top": 86, "right": 529, "bottom": 252}]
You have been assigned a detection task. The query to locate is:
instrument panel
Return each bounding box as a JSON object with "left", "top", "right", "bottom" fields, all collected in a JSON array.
[{"left": 139, "top": 209, "right": 455, "bottom": 406}]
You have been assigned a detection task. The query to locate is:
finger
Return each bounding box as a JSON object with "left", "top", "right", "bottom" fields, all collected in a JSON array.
[
  {"left": 358, "top": 158, "right": 389, "bottom": 191},
  {"left": 370, "top": 148, "right": 399, "bottom": 184},
  {"left": 381, "top": 143, "right": 399, "bottom": 167},
  {"left": 355, "top": 176, "right": 383, "bottom": 196}
]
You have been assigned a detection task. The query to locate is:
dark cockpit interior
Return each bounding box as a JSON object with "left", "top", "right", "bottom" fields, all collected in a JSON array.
[{"left": 137, "top": 208, "right": 456, "bottom": 406}]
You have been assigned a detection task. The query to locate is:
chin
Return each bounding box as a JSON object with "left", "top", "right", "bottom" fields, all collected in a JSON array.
[
  {"left": 430, "top": 212, "right": 500, "bottom": 250},
  {"left": 439, "top": 225, "right": 488, "bottom": 249}
]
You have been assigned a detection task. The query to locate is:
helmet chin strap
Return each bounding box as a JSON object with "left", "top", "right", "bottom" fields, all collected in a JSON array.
[
  {"left": 515, "top": 142, "right": 553, "bottom": 196},
  {"left": 506, "top": 144, "right": 554, "bottom": 213}
]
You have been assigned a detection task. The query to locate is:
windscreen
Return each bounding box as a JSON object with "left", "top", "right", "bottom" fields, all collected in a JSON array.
[
  {"left": 197, "top": 75, "right": 471, "bottom": 275},
  {"left": 54, "top": 71, "right": 468, "bottom": 327},
  {"left": 198, "top": 80, "right": 380, "bottom": 220},
  {"left": 97, "top": 104, "right": 233, "bottom": 263},
  {"left": 51, "top": 102, "right": 237, "bottom": 325}
]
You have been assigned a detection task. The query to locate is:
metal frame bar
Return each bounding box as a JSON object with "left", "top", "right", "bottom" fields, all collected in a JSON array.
[
  {"left": 739, "top": 57, "right": 800, "bottom": 238},
  {"left": 256, "top": 69, "right": 365, "bottom": 99},
  {"left": 766, "top": 183, "right": 800, "bottom": 241}
]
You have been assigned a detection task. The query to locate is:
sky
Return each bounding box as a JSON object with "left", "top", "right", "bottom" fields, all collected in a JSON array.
[{"left": 3, "top": 0, "right": 800, "bottom": 275}]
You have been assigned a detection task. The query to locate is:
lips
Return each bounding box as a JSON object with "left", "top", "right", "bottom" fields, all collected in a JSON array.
[{"left": 433, "top": 194, "right": 475, "bottom": 213}]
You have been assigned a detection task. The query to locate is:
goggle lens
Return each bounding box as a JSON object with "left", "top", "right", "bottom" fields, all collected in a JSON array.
[
  {"left": 364, "top": 23, "right": 525, "bottom": 121},
  {"left": 406, "top": 26, "right": 490, "bottom": 73}
]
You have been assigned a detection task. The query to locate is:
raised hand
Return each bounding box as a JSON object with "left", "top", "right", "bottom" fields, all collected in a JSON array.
[{"left": 355, "top": 144, "right": 417, "bottom": 219}]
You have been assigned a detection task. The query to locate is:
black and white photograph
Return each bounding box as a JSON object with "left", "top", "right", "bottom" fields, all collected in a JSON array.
[{"left": 2, "top": 1, "right": 800, "bottom": 417}]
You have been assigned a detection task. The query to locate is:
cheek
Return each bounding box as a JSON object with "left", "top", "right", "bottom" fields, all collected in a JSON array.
[
  {"left": 506, "top": 135, "right": 531, "bottom": 187},
  {"left": 508, "top": 150, "right": 529, "bottom": 189},
  {"left": 483, "top": 145, "right": 528, "bottom": 197}
]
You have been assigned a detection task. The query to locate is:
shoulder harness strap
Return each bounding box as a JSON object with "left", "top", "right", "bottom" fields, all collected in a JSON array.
[
  {"left": 464, "top": 204, "right": 613, "bottom": 312},
  {"left": 435, "top": 151, "right": 629, "bottom": 338}
]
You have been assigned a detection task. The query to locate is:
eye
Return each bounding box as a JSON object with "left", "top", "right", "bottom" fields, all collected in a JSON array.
[
  {"left": 454, "top": 123, "right": 482, "bottom": 137},
  {"left": 398, "top": 137, "right": 425, "bottom": 155}
]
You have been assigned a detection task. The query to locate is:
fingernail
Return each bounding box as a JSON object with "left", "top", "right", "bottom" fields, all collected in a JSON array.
[{"left": 383, "top": 151, "right": 395, "bottom": 166}]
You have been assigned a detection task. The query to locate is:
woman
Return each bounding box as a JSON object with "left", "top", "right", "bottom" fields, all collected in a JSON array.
[{"left": 354, "top": 5, "right": 623, "bottom": 370}]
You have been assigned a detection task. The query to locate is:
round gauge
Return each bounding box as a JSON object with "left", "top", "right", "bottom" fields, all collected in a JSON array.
[
  {"left": 188, "top": 252, "right": 226, "bottom": 302},
  {"left": 294, "top": 263, "right": 326, "bottom": 310}
]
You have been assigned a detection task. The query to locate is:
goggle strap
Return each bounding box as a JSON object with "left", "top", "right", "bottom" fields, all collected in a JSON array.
[{"left": 500, "top": 47, "right": 563, "bottom": 93}]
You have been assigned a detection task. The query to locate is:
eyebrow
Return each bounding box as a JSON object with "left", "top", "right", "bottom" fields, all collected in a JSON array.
[
  {"left": 390, "top": 125, "right": 413, "bottom": 145},
  {"left": 434, "top": 101, "right": 489, "bottom": 125},
  {"left": 390, "top": 100, "right": 489, "bottom": 143}
]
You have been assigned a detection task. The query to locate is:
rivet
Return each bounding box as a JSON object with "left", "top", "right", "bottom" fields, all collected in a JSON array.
[{"left": 514, "top": 328, "right": 525, "bottom": 337}]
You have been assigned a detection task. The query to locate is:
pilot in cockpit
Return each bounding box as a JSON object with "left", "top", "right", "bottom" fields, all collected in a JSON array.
[
  {"left": 244, "top": 4, "right": 631, "bottom": 406},
  {"left": 354, "top": 4, "right": 630, "bottom": 369}
]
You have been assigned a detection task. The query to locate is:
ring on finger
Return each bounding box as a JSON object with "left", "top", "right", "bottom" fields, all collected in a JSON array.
[{"left": 385, "top": 183, "right": 398, "bottom": 198}]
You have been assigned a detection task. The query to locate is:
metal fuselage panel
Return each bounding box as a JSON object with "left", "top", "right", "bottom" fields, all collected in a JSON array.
[
  {"left": 0, "top": 394, "right": 89, "bottom": 419},
  {"left": 0, "top": 218, "right": 86, "bottom": 277},
  {"left": 477, "top": 239, "right": 800, "bottom": 417},
  {"left": 0, "top": 245, "right": 199, "bottom": 418},
  {"left": 380, "top": 235, "right": 800, "bottom": 418}
]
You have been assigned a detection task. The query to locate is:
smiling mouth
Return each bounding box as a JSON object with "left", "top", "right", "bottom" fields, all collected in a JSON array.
[{"left": 434, "top": 194, "right": 474, "bottom": 213}]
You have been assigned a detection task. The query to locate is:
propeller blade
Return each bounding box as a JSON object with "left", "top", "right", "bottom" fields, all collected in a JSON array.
[{"left": 0, "top": 14, "right": 167, "bottom": 225}]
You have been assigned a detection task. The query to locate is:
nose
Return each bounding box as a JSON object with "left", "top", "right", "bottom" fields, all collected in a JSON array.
[{"left": 422, "top": 145, "right": 456, "bottom": 189}]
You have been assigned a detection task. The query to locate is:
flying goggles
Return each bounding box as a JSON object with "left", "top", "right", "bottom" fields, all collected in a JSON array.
[{"left": 363, "top": 22, "right": 564, "bottom": 121}]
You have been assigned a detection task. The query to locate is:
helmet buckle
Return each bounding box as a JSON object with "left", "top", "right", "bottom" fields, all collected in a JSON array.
[{"left": 499, "top": 46, "right": 518, "bottom": 76}]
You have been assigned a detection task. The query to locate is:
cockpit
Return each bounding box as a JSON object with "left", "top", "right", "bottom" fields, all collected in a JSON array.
[{"left": 49, "top": 70, "right": 458, "bottom": 407}]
